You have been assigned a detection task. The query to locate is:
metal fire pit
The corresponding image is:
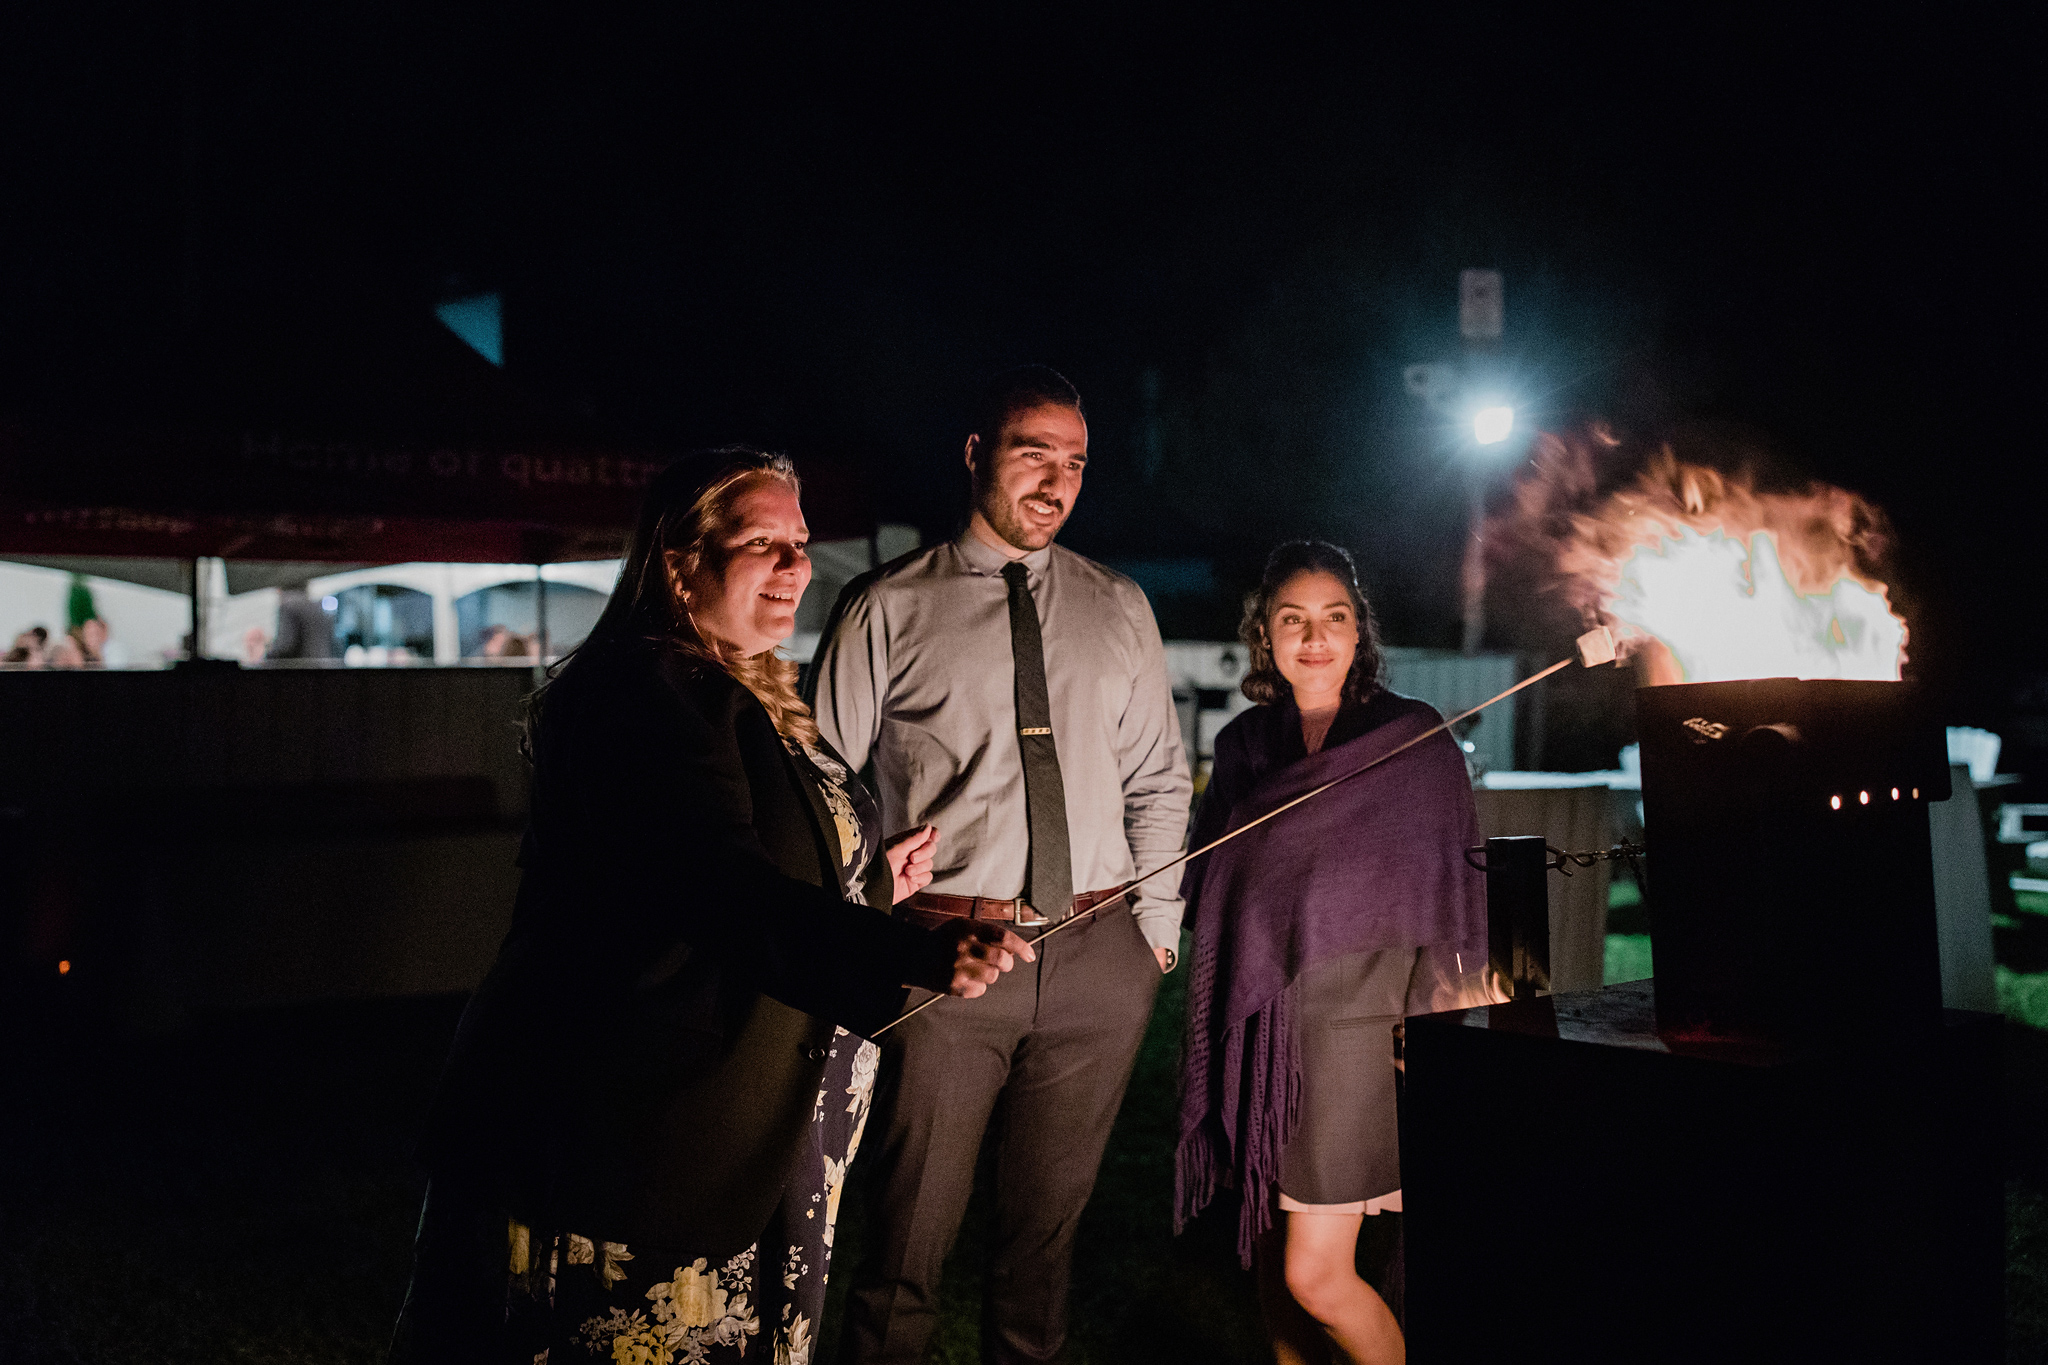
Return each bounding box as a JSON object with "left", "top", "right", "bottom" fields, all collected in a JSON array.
[
  {"left": 1635, "top": 677, "right": 1951, "bottom": 1044},
  {"left": 1402, "top": 677, "right": 2000, "bottom": 1362}
]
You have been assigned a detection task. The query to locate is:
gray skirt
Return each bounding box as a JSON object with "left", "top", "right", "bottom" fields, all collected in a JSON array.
[{"left": 1276, "top": 947, "right": 1416, "bottom": 1207}]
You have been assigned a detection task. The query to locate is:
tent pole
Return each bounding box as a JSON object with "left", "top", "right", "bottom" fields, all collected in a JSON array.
[
  {"left": 189, "top": 557, "right": 205, "bottom": 659},
  {"left": 535, "top": 563, "right": 550, "bottom": 662}
]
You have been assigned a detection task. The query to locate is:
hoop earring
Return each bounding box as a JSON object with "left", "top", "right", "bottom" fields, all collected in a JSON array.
[{"left": 677, "top": 595, "right": 717, "bottom": 656}]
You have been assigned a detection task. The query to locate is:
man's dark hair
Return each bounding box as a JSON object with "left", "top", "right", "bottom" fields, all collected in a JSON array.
[{"left": 969, "top": 365, "right": 1085, "bottom": 447}]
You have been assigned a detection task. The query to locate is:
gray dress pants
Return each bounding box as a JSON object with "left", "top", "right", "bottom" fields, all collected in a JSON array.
[{"left": 837, "top": 907, "right": 1162, "bottom": 1365}]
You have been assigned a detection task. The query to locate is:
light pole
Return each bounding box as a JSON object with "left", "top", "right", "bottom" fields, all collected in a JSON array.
[
  {"left": 1457, "top": 270, "right": 1505, "bottom": 656},
  {"left": 1406, "top": 269, "right": 1512, "bottom": 655}
]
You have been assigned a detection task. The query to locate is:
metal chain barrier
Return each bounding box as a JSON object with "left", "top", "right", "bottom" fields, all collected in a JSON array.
[
  {"left": 1545, "top": 840, "right": 1647, "bottom": 876},
  {"left": 1464, "top": 840, "right": 1647, "bottom": 875}
]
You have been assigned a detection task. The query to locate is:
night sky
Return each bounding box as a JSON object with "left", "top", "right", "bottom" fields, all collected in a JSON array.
[{"left": 1, "top": 6, "right": 2035, "bottom": 729}]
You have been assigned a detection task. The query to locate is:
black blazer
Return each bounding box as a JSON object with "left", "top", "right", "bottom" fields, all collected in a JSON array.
[{"left": 418, "top": 641, "right": 944, "bottom": 1255}]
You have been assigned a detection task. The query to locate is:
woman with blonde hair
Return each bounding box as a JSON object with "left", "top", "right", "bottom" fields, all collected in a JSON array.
[{"left": 391, "top": 449, "right": 1031, "bottom": 1364}]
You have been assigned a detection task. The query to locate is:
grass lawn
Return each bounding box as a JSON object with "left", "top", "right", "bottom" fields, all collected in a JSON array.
[
  {"left": 1604, "top": 875, "right": 1654, "bottom": 987},
  {"left": 821, "top": 958, "right": 1273, "bottom": 1365},
  {"left": 0, "top": 994, "right": 438, "bottom": 1363},
  {"left": 3, "top": 879, "right": 2043, "bottom": 1362},
  {"left": 0, "top": 967, "right": 1271, "bottom": 1365}
]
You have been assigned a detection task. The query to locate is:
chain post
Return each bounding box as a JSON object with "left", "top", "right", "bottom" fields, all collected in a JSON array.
[{"left": 1484, "top": 835, "right": 1552, "bottom": 1000}]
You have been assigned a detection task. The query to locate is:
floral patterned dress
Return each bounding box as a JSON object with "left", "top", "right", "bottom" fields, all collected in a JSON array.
[{"left": 503, "top": 740, "right": 884, "bottom": 1365}]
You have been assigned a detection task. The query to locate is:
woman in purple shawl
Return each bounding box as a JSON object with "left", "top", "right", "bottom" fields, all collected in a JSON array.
[{"left": 1175, "top": 541, "right": 1490, "bottom": 1365}]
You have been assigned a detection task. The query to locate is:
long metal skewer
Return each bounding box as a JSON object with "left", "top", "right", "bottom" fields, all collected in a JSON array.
[{"left": 869, "top": 653, "right": 1577, "bottom": 1038}]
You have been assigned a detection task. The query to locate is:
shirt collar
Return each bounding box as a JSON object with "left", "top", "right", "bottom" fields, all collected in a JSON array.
[{"left": 952, "top": 525, "right": 1054, "bottom": 582}]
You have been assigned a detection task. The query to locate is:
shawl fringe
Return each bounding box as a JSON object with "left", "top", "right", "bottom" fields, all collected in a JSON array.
[{"left": 1175, "top": 977, "right": 1304, "bottom": 1268}]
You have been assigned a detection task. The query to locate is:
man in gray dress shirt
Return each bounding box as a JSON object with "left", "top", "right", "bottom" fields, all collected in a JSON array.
[{"left": 812, "top": 366, "right": 1192, "bottom": 1365}]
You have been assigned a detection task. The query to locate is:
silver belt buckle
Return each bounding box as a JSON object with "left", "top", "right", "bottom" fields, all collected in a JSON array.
[{"left": 1015, "top": 903, "right": 1051, "bottom": 927}]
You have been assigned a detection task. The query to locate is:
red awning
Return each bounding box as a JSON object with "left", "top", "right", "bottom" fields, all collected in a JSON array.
[{"left": 0, "top": 302, "right": 877, "bottom": 562}]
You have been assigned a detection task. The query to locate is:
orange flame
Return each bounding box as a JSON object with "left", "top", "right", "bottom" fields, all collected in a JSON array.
[{"left": 1505, "top": 427, "right": 1907, "bottom": 685}]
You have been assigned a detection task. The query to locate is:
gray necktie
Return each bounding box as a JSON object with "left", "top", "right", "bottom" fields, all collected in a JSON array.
[{"left": 1002, "top": 561, "right": 1073, "bottom": 923}]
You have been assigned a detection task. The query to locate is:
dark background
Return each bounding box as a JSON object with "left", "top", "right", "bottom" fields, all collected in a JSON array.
[
  {"left": 3, "top": 13, "right": 2046, "bottom": 1361},
  {"left": 1, "top": 4, "right": 2036, "bottom": 765}
]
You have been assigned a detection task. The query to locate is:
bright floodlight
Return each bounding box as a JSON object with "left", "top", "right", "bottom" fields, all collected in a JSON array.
[{"left": 1474, "top": 405, "right": 1514, "bottom": 445}]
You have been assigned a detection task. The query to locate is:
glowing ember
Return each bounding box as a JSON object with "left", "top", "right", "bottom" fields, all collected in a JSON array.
[{"left": 1505, "top": 431, "right": 1909, "bottom": 685}]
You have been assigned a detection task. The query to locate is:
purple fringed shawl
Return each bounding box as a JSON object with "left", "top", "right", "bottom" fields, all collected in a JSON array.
[{"left": 1173, "top": 699, "right": 1485, "bottom": 1266}]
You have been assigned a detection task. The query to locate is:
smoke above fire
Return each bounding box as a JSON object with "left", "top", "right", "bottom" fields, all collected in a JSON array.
[{"left": 1498, "top": 425, "right": 1907, "bottom": 685}]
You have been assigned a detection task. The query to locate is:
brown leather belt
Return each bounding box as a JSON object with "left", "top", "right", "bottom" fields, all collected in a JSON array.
[{"left": 905, "top": 886, "right": 1126, "bottom": 928}]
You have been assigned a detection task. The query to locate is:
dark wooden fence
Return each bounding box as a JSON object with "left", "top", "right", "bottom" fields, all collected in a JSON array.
[{"left": 2, "top": 665, "right": 533, "bottom": 1024}]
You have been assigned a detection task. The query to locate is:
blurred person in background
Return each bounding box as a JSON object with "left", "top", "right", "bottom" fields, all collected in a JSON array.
[
  {"left": 68, "top": 620, "right": 103, "bottom": 665},
  {"left": 269, "top": 583, "right": 337, "bottom": 661},
  {"left": 1175, "top": 540, "right": 1495, "bottom": 1365},
  {"left": 474, "top": 624, "right": 536, "bottom": 660},
  {"left": 5, "top": 626, "right": 48, "bottom": 666},
  {"left": 390, "top": 449, "right": 1032, "bottom": 1365},
  {"left": 48, "top": 632, "right": 86, "bottom": 668},
  {"left": 82, "top": 617, "right": 127, "bottom": 666}
]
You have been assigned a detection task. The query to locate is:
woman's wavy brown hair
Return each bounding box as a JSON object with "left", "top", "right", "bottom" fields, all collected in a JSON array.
[
  {"left": 1236, "top": 539, "right": 1385, "bottom": 708},
  {"left": 530, "top": 447, "right": 820, "bottom": 748}
]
